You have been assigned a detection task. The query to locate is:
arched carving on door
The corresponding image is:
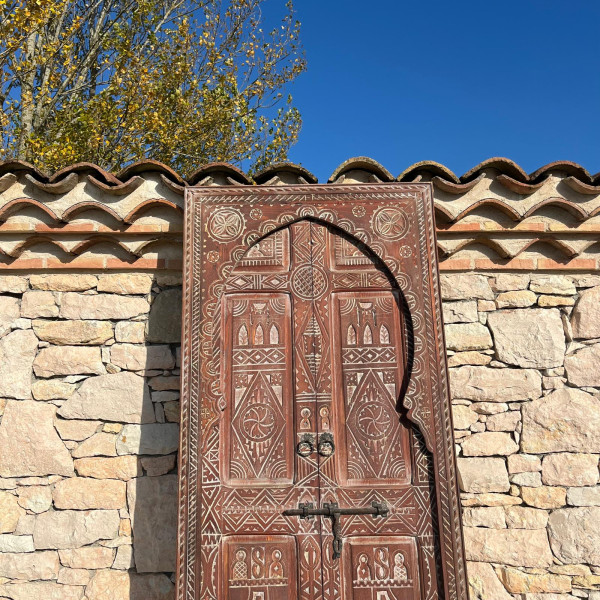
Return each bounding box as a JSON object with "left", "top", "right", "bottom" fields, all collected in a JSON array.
[{"left": 213, "top": 215, "right": 425, "bottom": 448}]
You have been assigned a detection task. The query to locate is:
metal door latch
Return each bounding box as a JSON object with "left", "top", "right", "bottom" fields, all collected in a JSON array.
[{"left": 283, "top": 501, "right": 388, "bottom": 559}]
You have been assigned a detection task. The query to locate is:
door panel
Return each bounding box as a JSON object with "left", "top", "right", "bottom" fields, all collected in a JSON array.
[
  {"left": 342, "top": 536, "right": 421, "bottom": 600},
  {"left": 331, "top": 291, "right": 411, "bottom": 487},
  {"left": 221, "top": 293, "right": 294, "bottom": 486},
  {"left": 223, "top": 535, "right": 298, "bottom": 599}
]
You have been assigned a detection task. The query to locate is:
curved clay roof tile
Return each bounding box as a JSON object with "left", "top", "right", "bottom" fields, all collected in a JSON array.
[
  {"left": 187, "top": 162, "right": 252, "bottom": 186},
  {"left": 397, "top": 161, "right": 460, "bottom": 183},
  {"left": 51, "top": 162, "right": 118, "bottom": 185},
  {"left": 329, "top": 157, "right": 394, "bottom": 183},
  {"left": 529, "top": 161, "right": 592, "bottom": 183},
  {"left": 253, "top": 162, "right": 317, "bottom": 185},
  {"left": 117, "top": 159, "right": 185, "bottom": 185},
  {"left": 0, "top": 160, "right": 48, "bottom": 180},
  {"left": 461, "top": 158, "right": 528, "bottom": 182}
]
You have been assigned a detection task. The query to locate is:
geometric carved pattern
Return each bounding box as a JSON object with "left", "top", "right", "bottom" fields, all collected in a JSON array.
[
  {"left": 222, "top": 294, "right": 293, "bottom": 485},
  {"left": 343, "top": 537, "right": 420, "bottom": 600},
  {"left": 332, "top": 292, "right": 410, "bottom": 486},
  {"left": 223, "top": 535, "right": 297, "bottom": 600}
]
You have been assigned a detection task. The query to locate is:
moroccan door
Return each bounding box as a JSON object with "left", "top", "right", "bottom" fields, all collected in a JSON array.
[{"left": 178, "top": 185, "right": 468, "bottom": 600}]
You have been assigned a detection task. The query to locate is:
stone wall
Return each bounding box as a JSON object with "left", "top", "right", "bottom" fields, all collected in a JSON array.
[
  {"left": 444, "top": 273, "right": 600, "bottom": 600},
  {"left": 1, "top": 270, "right": 599, "bottom": 600},
  {"left": 0, "top": 272, "right": 182, "bottom": 600},
  {"left": 1, "top": 157, "right": 600, "bottom": 599}
]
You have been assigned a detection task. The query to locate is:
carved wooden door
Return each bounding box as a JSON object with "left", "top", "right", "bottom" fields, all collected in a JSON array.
[{"left": 179, "top": 185, "right": 468, "bottom": 600}]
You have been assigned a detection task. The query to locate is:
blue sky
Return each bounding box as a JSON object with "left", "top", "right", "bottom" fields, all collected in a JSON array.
[{"left": 265, "top": 0, "right": 600, "bottom": 182}]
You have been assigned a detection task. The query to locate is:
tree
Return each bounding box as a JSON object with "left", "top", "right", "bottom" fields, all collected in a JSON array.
[{"left": 0, "top": 0, "right": 305, "bottom": 173}]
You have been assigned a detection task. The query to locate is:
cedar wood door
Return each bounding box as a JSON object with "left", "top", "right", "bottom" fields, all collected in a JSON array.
[{"left": 178, "top": 185, "right": 468, "bottom": 600}]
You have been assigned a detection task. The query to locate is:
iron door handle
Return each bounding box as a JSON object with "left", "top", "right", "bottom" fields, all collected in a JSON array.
[{"left": 283, "top": 501, "right": 388, "bottom": 559}]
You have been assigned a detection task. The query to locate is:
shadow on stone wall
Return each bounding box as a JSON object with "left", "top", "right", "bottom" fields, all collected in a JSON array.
[{"left": 128, "top": 274, "right": 182, "bottom": 599}]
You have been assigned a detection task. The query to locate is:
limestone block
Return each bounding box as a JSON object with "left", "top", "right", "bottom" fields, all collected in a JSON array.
[
  {"left": 440, "top": 274, "right": 493, "bottom": 300},
  {"left": 140, "top": 455, "right": 177, "bottom": 477},
  {"left": 542, "top": 453, "right": 599, "bottom": 487},
  {"left": 53, "top": 478, "right": 126, "bottom": 510},
  {"left": 462, "top": 506, "right": 506, "bottom": 528},
  {"left": 450, "top": 366, "right": 541, "bottom": 402},
  {"left": 467, "top": 561, "right": 513, "bottom": 600},
  {"left": 487, "top": 308, "right": 566, "bottom": 369},
  {"left": 505, "top": 506, "right": 548, "bottom": 529},
  {"left": 463, "top": 527, "right": 553, "bottom": 567},
  {"left": 147, "top": 288, "right": 182, "bottom": 343},
  {"left": 0, "top": 401, "right": 73, "bottom": 477},
  {"left": 497, "top": 567, "right": 572, "bottom": 594},
  {"left": 457, "top": 457, "right": 510, "bottom": 493},
  {"left": 113, "top": 545, "right": 134, "bottom": 570},
  {"left": 0, "top": 535, "right": 34, "bottom": 553},
  {"left": 163, "top": 401, "right": 180, "bottom": 423},
  {"left": 442, "top": 300, "right": 478, "bottom": 323},
  {"left": 116, "top": 423, "right": 179, "bottom": 455},
  {"left": 110, "top": 344, "right": 174, "bottom": 371},
  {"left": 0, "top": 296, "right": 20, "bottom": 336},
  {"left": 445, "top": 323, "right": 493, "bottom": 352},
  {"left": 73, "top": 456, "right": 141, "bottom": 481},
  {"left": 522, "top": 486, "right": 566, "bottom": 509},
  {"left": 530, "top": 275, "right": 576, "bottom": 295},
  {"left": 0, "top": 582, "right": 83, "bottom": 599},
  {"left": 511, "top": 472, "right": 542, "bottom": 487},
  {"left": 20, "top": 291, "right": 58, "bottom": 318},
  {"left": 491, "top": 273, "right": 530, "bottom": 292},
  {"left": 565, "top": 343, "right": 600, "bottom": 387},
  {"left": 115, "top": 321, "right": 146, "bottom": 343},
  {"left": 54, "top": 419, "right": 100, "bottom": 442},
  {"left": 0, "top": 330, "right": 38, "bottom": 399},
  {"left": 447, "top": 351, "right": 491, "bottom": 367},
  {"left": 496, "top": 290, "right": 537, "bottom": 308},
  {"left": 33, "top": 320, "right": 113, "bottom": 346},
  {"left": 32, "top": 379, "right": 76, "bottom": 401},
  {"left": 486, "top": 411, "right": 520, "bottom": 432},
  {"left": 461, "top": 432, "right": 518, "bottom": 456},
  {"left": 58, "top": 547, "right": 115, "bottom": 569},
  {"left": 538, "top": 295, "right": 575, "bottom": 307},
  {"left": 566, "top": 486, "right": 600, "bottom": 506},
  {"left": 71, "top": 432, "right": 117, "bottom": 458},
  {"left": 0, "top": 551, "right": 59, "bottom": 580},
  {"left": 521, "top": 388, "right": 600, "bottom": 453},
  {"left": 571, "top": 286, "right": 600, "bottom": 339},
  {"left": 127, "top": 475, "right": 177, "bottom": 572},
  {"left": 97, "top": 273, "right": 153, "bottom": 295},
  {"left": 16, "top": 486, "right": 52, "bottom": 514},
  {"left": 148, "top": 376, "right": 179, "bottom": 390},
  {"left": 85, "top": 571, "right": 174, "bottom": 600},
  {"left": 548, "top": 507, "right": 600, "bottom": 564},
  {"left": 33, "top": 346, "right": 104, "bottom": 377},
  {"left": 33, "top": 510, "right": 120, "bottom": 549},
  {"left": 471, "top": 402, "right": 508, "bottom": 415},
  {"left": 14, "top": 514, "right": 35, "bottom": 535},
  {"left": 58, "top": 372, "right": 154, "bottom": 423},
  {"left": 30, "top": 274, "right": 97, "bottom": 292},
  {"left": 58, "top": 567, "right": 90, "bottom": 586},
  {"left": 0, "top": 276, "right": 28, "bottom": 293},
  {"left": 0, "top": 491, "right": 24, "bottom": 533},
  {"left": 452, "top": 405, "right": 479, "bottom": 430},
  {"left": 508, "top": 454, "right": 542, "bottom": 473},
  {"left": 60, "top": 293, "right": 149, "bottom": 320}
]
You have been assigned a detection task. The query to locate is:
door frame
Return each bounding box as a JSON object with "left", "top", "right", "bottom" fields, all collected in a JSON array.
[{"left": 177, "top": 183, "right": 468, "bottom": 600}]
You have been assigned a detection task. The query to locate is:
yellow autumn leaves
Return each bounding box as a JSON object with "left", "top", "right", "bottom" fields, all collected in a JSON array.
[{"left": 0, "top": 0, "right": 305, "bottom": 173}]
